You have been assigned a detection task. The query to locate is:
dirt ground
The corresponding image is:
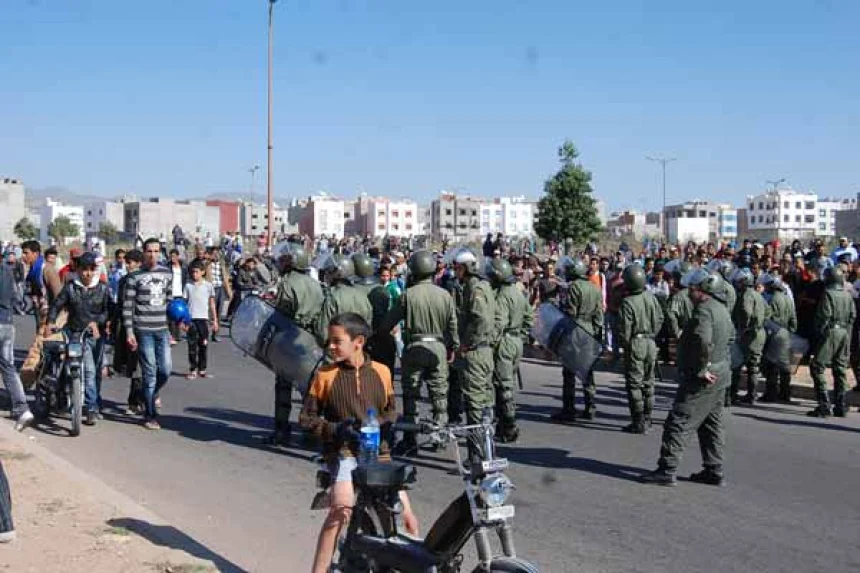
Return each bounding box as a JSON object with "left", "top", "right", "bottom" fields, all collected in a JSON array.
[{"left": 0, "top": 433, "right": 217, "bottom": 573}]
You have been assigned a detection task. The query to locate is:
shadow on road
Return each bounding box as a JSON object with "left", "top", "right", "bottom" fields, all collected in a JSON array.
[
  {"left": 107, "top": 517, "right": 248, "bottom": 573},
  {"left": 732, "top": 411, "right": 860, "bottom": 434},
  {"left": 184, "top": 406, "right": 271, "bottom": 430},
  {"left": 496, "top": 445, "right": 645, "bottom": 483}
]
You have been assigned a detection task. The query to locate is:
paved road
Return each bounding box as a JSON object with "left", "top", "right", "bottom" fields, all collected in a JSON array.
[{"left": 7, "top": 318, "right": 860, "bottom": 573}]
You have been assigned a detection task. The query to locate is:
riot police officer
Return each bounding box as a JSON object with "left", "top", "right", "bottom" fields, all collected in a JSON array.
[
  {"left": 729, "top": 268, "right": 767, "bottom": 405},
  {"left": 641, "top": 269, "right": 734, "bottom": 486},
  {"left": 380, "top": 250, "right": 459, "bottom": 455},
  {"left": 666, "top": 260, "right": 693, "bottom": 341},
  {"left": 551, "top": 258, "right": 604, "bottom": 422},
  {"left": 315, "top": 255, "right": 373, "bottom": 345},
  {"left": 759, "top": 274, "right": 797, "bottom": 403},
  {"left": 268, "top": 243, "right": 324, "bottom": 445},
  {"left": 808, "top": 266, "right": 856, "bottom": 417},
  {"left": 353, "top": 253, "right": 397, "bottom": 376},
  {"left": 708, "top": 259, "right": 736, "bottom": 312},
  {"left": 487, "top": 258, "right": 533, "bottom": 442},
  {"left": 618, "top": 264, "right": 664, "bottom": 434}
]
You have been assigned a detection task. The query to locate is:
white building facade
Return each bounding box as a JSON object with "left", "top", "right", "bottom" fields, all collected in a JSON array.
[
  {"left": 366, "top": 199, "right": 418, "bottom": 237},
  {"left": 717, "top": 205, "right": 738, "bottom": 239},
  {"left": 0, "top": 177, "right": 26, "bottom": 243},
  {"left": 746, "top": 189, "right": 817, "bottom": 241},
  {"left": 500, "top": 197, "right": 534, "bottom": 237},
  {"left": 815, "top": 198, "right": 853, "bottom": 238},
  {"left": 40, "top": 198, "right": 86, "bottom": 244},
  {"left": 296, "top": 194, "right": 346, "bottom": 238},
  {"left": 84, "top": 200, "right": 125, "bottom": 238}
]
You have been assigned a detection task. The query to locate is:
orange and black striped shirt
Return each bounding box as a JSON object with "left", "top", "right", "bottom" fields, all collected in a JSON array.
[{"left": 299, "top": 357, "right": 397, "bottom": 460}]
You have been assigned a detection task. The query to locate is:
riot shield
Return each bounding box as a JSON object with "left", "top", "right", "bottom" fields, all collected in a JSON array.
[
  {"left": 531, "top": 303, "right": 603, "bottom": 381},
  {"left": 762, "top": 319, "right": 809, "bottom": 373},
  {"left": 230, "top": 295, "right": 324, "bottom": 395}
]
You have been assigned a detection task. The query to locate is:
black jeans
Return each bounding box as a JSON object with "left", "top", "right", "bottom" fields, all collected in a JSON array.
[
  {"left": 0, "top": 459, "right": 13, "bottom": 534},
  {"left": 187, "top": 319, "right": 210, "bottom": 372}
]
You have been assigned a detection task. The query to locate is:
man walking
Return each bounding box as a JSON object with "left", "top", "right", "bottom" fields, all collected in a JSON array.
[
  {"left": 640, "top": 269, "right": 734, "bottom": 486},
  {"left": 0, "top": 259, "right": 34, "bottom": 431},
  {"left": 123, "top": 238, "right": 173, "bottom": 430}
]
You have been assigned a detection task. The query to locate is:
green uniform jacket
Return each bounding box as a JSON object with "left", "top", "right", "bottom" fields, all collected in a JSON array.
[
  {"left": 274, "top": 270, "right": 324, "bottom": 329},
  {"left": 354, "top": 279, "right": 389, "bottom": 330},
  {"left": 719, "top": 282, "right": 737, "bottom": 313},
  {"left": 315, "top": 283, "right": 374, "bottom": 344},
  {"left": 732, "top": 288, "right": 768, "bottom": 352},
  {"left": 564, "top": 279, "right": 603, "bottom": 337},
  {"left": 493, "top": 282, "right": 534, "bottom": 344},
  {"left": 768, "top": 290, "right": 797, "bottom": 332},
  {"left": 460, "top": 276, "right": 496, "bottom": 347},
  {"left": 667, "top": 288, "right": 694, "bottom": 338},
  {"left": 619, "top": 291, "right": 664, "bottom": 349},
  {"left": 677, "top": 296, "right": 735, "bottom": 383},
  {"left": 812, "top": 286, "right": 856, "bottom": 366},
  {"left": 379, "top": 279, "right": 459, "bottom": 348}
]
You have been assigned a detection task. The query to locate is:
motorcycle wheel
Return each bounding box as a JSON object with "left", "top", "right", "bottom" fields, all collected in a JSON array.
[
  {"left": 477, "top": 557, "right": 540, "bottom": 573},
  {"left": 69, "top": 372, "right": 83, "bottom": 437},
  {"left": 335, "top": 506, "right": 389, "bottom": 573}
]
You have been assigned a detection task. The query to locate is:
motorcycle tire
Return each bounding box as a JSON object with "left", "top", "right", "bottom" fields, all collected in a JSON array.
[
  {"left": 70, "top": 374, "right": 83, "bottom": 437},
  {"left": 477, "top": 557, "right": 540, "bottom": 573}
]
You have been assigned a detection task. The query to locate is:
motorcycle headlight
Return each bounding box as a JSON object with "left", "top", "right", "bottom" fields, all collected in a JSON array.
[
  {"left": 479, "top": 475, "right": 514, "bottom": 508},
  {"left": 66, "top": 342, "right": 83, "bottom": 358}
]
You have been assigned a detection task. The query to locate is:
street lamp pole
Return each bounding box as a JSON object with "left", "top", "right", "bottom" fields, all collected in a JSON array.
[
  {"left": 765, "top": 178, "right": 786, "bottom": 192},
  {"left": 646, "top": 155, "right": 677, "bottom": 240},
  {"left": 249, "top": 165, "right": 260, "bottom": 197},
  {"left": 266, "top": 0, "right": 277, "bottom": 250}
]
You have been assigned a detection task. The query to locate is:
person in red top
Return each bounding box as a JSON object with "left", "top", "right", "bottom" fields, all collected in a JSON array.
[
  {"left": 58, "top": 247, "right": 83, "bottom": 284},
  {"left": 300, "top": 313, "right": 418, "bottom": 573}
]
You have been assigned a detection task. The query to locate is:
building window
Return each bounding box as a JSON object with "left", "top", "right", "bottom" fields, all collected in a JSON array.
[
  {"left": 99, "top": 209, "right": 103, "bottom": 215},
  {"left": 86, "top": 222, "right": 92, "bottom": 228},
  {"left": 749, "top": 203, "right": 754, "bottom": 211},
  {"left": 805, "top": 201, "right": 815, "bottom": 210},
  {"left": 405, "top": 224, "right": 412, "bottom": 231},
  {"left": 749, "top": 217, "right": 754, "bottom": 226},
  {"left": 445, "top": 209, "right": 452, "bottom": 216},
  {"left": 795, "top": 202, "right": 801, "bottom": 209},
  {"left": 783, "top": 215, "right": 789, "bottom": 223},
  {"left": 405, "top": 211, "right": 412, "bottom": 218},
  {"left": 87, "top": 210, "right": 92, "bottom": 216},
  {"left": 819, "top": 209, "right": 826, "bottom": 217},
  {"left": 471, "top": 210, "right": 477, "bottom": 217},
  {"left": 758, "top": 202, "right": 763, "bottom": 210},
  {"left": 392, "top": 210, "right": 399, "bottom": 218},
  {"left": 709, "top": 212, "right": 716, "bottom": 217},
  {"left": 783, "top": 201, "right": 789, "bottom": 208},
  {"left": 510, "top": 211, "right": 517, "bottom": 219},
  {"left": 795, "top": 215, "right": 801, "bottom": 223},
  {"left": 805, "top": 215, "right": 814, "bottom": 223},
  {"left": 819, "top": 223, "right": 827, "bottom": 231},
  {"left": 459, "top": 209, "right": 466, "bottom": 216},
  {"left": 378, "top": 224, "right": 385, "bottom": 230},
  {"left": 378, "top": 210, "right": 385, "bottom": 217},
  {"left": 757, "top": 215, "right": 762, "bottom": 223},
  {"left": 392, "top": 223, "right": 399, "bottom": 230}
]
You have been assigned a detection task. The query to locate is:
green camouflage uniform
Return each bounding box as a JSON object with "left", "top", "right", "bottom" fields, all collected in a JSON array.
[
  {"left": 730, "top": 287, "right": 768, "bottom": 402},
  {"left": 492, "top": 282, "right": 533, "bottom": 435},
  {"left": 809, "top": 286, "right": 856, "bottom": 416},
  {"left": 667, "top": 288, "right": 694, "bottom": 338},
  {"left": 560, "top": 278, "right": 604, "bottom": 416},
  {"left": 459, "top": 275, "right": 497, "bottom": 425},
  {"left": 619, "top": 290, "right": 664, "bottom": 428},
  {"left": 763, "top": 288, "right": 797, "bottom": 402},
  {"left": 314, "top": 283, "right": 374, "bottom": 346}
]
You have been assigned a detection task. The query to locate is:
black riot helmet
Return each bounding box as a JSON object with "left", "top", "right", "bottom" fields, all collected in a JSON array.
[
  {"left": 408, "top": 250, "right": 437, "bottom": 280},
  {"left": 622, "top": 264, "right": 646, "bottom": 294}
]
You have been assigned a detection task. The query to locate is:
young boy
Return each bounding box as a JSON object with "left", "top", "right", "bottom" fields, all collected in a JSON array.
[
  {"left": 300, "top": 313, "right": 418, "bottom": 573},
  {"left": 45, "top": 252, "right": 110, "bottom": 426},
  {"left": 113, "top": 249, "right": 144, "bottom": 414},
  {"left": 183, "top": 260, "right": 218, "bottom": 379}
]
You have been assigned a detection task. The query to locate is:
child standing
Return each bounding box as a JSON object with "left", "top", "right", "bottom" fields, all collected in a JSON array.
[{"left": 184, "top": 260, "right": 218, "bottom": 379}]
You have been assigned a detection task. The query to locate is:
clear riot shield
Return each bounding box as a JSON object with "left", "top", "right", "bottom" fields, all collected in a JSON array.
[
  {"left": 230, "top": 295, "right": 324, "bottom": 395},
  {"left": 531, "top": 303, "right": 603, "bottom": 381},
  {"left": 762, "top": 319, "right": 810, "bottom": 373}
]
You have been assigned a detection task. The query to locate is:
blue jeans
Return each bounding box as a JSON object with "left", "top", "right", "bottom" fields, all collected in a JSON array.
[
  {"left": 0, "top": 324, "right": 29, "bottom": 417},
  {"left": 81, "top": 334, "right": 105, "bottom": 413},
  {"left": 136, "top": 329, "right": 172, "bottom": 420}
]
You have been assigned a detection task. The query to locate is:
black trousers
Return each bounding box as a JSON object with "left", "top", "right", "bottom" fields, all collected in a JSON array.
[
  {"left": 187, "top": 319, "right": 210, "bottom": 372},
  {"left": 0, "top": 459, "right": 13, "bottom": 534}
]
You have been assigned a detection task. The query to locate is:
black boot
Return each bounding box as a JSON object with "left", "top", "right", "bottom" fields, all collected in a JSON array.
[
  {"left": 551, "top": 378, "right": 577, "bottom": 423},
  {"left": 807, "top": 391, "right": 831, "bottom": 418},
  {"left": 779, "top": 372, "right": 792, "bottom": 403},
  {"left": 580, "top": 395, "right": 596, "bottom": 421},
  {"left": 622, "top": 419, "right": 647, "bottom": 434},
  {"left": 263, "top": 425, "right": 291, "bottom": 446},
  {"left": 761, "top": 369, "right": 779, "bottom": 403},
  {"left": 689, "top": 469, "right": 726, "bottom": 487},
  {"left": 833, "top": 392, "right": 848, "bottom": 417},
  {"left": 743, "top": 368, "right": 758, "bottom": 404},
  {"left": 639, "top": 468, "right": 677, "bottom": 486}
]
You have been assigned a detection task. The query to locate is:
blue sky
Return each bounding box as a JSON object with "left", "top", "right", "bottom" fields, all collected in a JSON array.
[{"left": 2, "top": 0, "right": 858, "bottom": 211}]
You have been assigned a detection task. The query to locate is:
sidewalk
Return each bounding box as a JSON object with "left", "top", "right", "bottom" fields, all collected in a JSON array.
[{"left": 0, "top": 421, "right": 218, "bottom": 573}]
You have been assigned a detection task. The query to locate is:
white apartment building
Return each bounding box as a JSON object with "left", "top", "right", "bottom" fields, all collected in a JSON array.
[
  {"left": 240, "top": 202, "right": 286, "bottom": 238},
  {"left": 124, "top": 198, "right": 198, "bottom": 240},
  {"left": 0, "top": 177, "right": 26, "bottom": 243},
  {"left": 663, "top": 201, "right": 711, "bottom": 243},
  {"left": 296, "top": 193, "right": 346, "bottom": 238},
  {"left": 367, "top": 199, "right": 418, "bottom": 237},
  {"left": 83, "top": 200, "right": 125, "bottom": 238},
  {"left": 816, "top": 198, "right": 853, "bottom": 238},
  {"left": 500, "top": 196, "right": 534, "bottom": 237},
  {"left": 39, "top": 198, "right": 85, "bottom": 244},
  {"left": 479, "top": 202, "right": 504, "bottom": 235},
  {"left": 746, "top": 189, "right": 817, "bottom": 241}
]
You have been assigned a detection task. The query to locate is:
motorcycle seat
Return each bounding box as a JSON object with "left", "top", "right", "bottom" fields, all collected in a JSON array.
[
  {"left": 353, "top": 461, "right": 417, "bottom": 490},
  {"left": 42, "top": 340, "right": 65, "bottom": 355}
]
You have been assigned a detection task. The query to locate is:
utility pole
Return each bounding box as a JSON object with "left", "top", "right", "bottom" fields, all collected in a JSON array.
[
  {"left": 646, "top": 155, "right": 677, "bottom": 240},
  {"left": 266, "top": 0, "right": 277, "bottom": 250}
]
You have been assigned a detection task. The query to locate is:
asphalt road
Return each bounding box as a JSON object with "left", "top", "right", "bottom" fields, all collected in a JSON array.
[{"left": 7, "top": 317, "right": 860, "bottom": 573}]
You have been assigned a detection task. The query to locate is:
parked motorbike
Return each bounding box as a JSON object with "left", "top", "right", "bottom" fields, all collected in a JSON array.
[
  {"left": 32, "top": 329, "right": 90, "bottom": 436},
  {"left": 312, "top": 409, "right": 539, "bottom": 573}
]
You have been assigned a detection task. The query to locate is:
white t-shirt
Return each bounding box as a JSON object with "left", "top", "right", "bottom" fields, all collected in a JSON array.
[
  {"left": 184, "top": 280, "right": 215, "bottom": 320},
  {"left": 171, "top": 267, "right": 184, "bottom": 297}
]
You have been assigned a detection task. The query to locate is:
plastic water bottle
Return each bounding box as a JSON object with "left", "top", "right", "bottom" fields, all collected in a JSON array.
[{"left": 359, "top": 408, "right": 380, "bottom": 465}]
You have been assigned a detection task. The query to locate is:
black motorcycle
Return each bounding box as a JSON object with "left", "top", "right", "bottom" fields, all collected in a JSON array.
[
  {"left": 312, "top": 409, "right": 539, "bottom": 573},
  {"left": 32, "top": 329, "right": 90, "bottom": 436}
]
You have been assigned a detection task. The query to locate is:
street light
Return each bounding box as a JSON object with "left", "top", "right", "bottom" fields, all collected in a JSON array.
[
  {"left": 766, "top": 178, "right": 786, "bottom": 192},
  {"left": 249, "top": 165, "right": 260, "bottom": 196},
  {"left": 646, "top": 155, "right": 677, "bottom": 240},
  {"left": 266, "top": 0, "right": 277, "bottom": 249}
]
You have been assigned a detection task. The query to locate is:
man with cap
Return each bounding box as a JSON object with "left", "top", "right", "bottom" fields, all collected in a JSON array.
[
  {"left": 59, "top": 246, "right": 83, "bottom": 284},
  {"left": 380, "top": 250, "right": 459, "bottom": 455},
  {"left": 759, "top": 274, "right": 797, "bottom": 403},
  {"left": 487, "top": 257, "right": 533, "bottom": 442},
  {"left": 618, "top": 264, "right": 664, "bottom": 434},
  {"left": 551, "top": 258, "right": 604, "bottom": 422},
  {"left": 807, "top": 266, "right": 855, "bottom": 417},
  {"left": 267, "top": 243, "right": 324, "bottom": 445},
  {"left": 729, "top": 268, "right": 767, "bottom": 405},
  {"left": 640, "top": 268, "right": 734, "bottom": 486}
]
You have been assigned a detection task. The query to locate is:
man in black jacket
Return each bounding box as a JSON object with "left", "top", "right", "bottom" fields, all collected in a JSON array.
[{"left": 45, "top": 252, "right": 110, "bottom": 426}]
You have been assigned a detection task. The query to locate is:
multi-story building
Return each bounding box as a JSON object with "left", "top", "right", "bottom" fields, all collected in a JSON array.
[
  {"left": 240, "top": 202, "right": 287, "bottom": 238},
  {"left": 206, "top": 200, "right": 241, "bottom": 234},
  {"left": 745, "top": 188, "right": 817, "bottom": 241},
  {"left": 716, "top": 205, "right": 738, "bottom": 240},
  {"left": 607, "top": 210, "right": 662, "bottom": 240},
  {"left": 479, "top": 201, "right": 504, "bottom": 236},
  {"left": 0, "top": 177, "right": 26, "bottom": 243},
  {"left": 416, "top": 205, "right": 431, "bottom": 236},
  {"left": 295, "top": 193, "right": 346, "bottom": 238},
  {"left": 367, "top": 199, "right": 418, "bottom": 238},
  {"left": 815, "top": 198, "right": 854, "bottom": 238},
  {"left": 39, "top": 198, "right": 86, "bottom": 244},
  {"left": 83, "top": 200, "right": 125, "bottom": 238},
  {"left": 663, "top": 202, "right": 711, "bottom": 244},
  {"left": 431, "top": 191, "right": 482, "bottom": 242},
  {"left": 499, "top": 196, "right": 534, "bottom": 237},
  {"left": 123, "top": 198, "right": 199, "bottom": 240}
]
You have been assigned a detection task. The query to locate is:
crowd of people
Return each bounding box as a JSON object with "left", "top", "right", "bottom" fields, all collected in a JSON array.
[{"left": 2, "top": 230, "right": 859, "bottom": 558}]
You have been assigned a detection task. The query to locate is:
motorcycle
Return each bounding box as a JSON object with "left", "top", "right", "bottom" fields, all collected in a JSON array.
[
  {"left": 32, "top": 329, "right": 90, "bottom": 436},
  {"left": 312, "top": 409, "right": 539, "bottom": 573}
]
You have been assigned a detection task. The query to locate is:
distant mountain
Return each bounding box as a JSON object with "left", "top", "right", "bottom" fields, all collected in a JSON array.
[{"left": 25, "top": 186, "right": 116, "bottom": 209}]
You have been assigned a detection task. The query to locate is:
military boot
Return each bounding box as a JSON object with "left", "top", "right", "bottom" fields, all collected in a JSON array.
[
  {"left": 743, "top": 368, "right": 758, "bottom": 404},
  {"left": 496, "top": 418, "right": 520, "bottom": 443},
  {"left": 729, "top": 370, "right": 742, "bottom": 405},
  {"left": 761, "top": 368, "right": 779, "bottom": 403},
  {"left": 263, "top": 425, "right": 292, "bottom": 447},
  {"left": 551, "top": 381, "right": 577, "bottom": 423},
  {"left": 806, "top": 391, "right": 832, "bottom": 418},
  {"left": 639, "top": 468, "right": 677, "bottom": 486},
  {"left": 833, "top": 392, "right": 848, "bottom": 418},
  {"left": 580, "top": 394, "right": 596, "bottom": 421},
  {"left": 779, "top": 372, "right": 792, "bottom": 403},
  {"left": 622, "top": 413, "right": 647, "bottom": 435},
  {"left": 643, "top": 400, "right": 654, "bottom": 431},
  {"left": 689, "top": 469, "right": 726, "bottom": 487}
]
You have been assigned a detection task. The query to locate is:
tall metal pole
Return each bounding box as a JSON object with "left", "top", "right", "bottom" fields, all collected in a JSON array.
[
  {"left": 646, "top": 155, "right": 677, "bottom": 240},
  {"left": 266, "top": 0, "right": 276, "bottom": 250}
]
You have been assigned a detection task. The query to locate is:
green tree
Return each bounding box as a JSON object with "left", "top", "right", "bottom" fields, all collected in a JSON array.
[
  {"left": 534, "top": 140, "right": 602, "bottom": 246},
  {"left": 98, "top": 221, "right": 119, "bottom": 244},
  {"left": 13, "top": 217, "right": 38, "bottom": 240},
  {"left": 48, "top": 216, "right": 79, "bottom": 244}
]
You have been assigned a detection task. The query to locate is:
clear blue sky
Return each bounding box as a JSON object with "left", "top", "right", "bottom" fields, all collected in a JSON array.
[{"left": 2, "top": 0, "right": 858, "bottom": 211}]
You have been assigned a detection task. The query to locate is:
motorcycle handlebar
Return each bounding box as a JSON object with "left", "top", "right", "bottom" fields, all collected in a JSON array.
[{"left": 392, "top": 421, "right": 433, "bottom": 434}]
